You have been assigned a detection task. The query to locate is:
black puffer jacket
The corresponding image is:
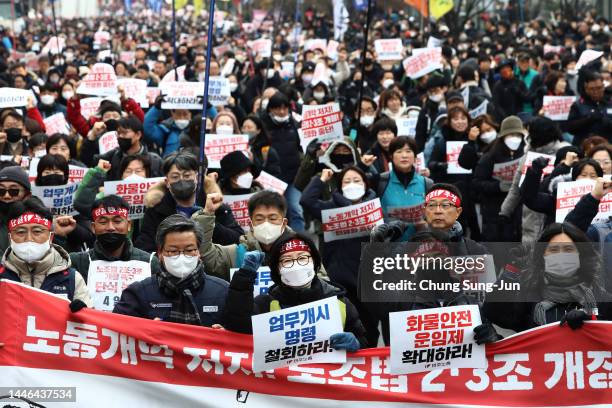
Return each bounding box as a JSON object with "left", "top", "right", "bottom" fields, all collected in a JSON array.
[{"left": 262, "top": 112, "right": 302, "bottom": 184}]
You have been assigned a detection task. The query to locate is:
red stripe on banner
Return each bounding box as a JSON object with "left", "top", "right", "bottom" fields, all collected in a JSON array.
[{"left": 0, "top": 281, "right": 611, "bottom": 406}]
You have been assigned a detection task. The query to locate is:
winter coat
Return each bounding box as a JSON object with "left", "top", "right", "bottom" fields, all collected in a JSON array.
[
  {"left": 79, "top": 141, "right": 163, "bottom": 179},
  {"left": 491, "top": 77, "right": 530, "bottom": 121},
  {"left": 66, "top": 97, "right": 144, "bottom": 138},
  {"left": 143, "top": 106, "right": 185, "bottom": 157},
  {"left": 566, "top": 96, "right": 612, "bottom": 147},
  {"left": 415, "top": 99, "right": 441, "bottom": 153},
  {"left": 261, "top": 112, "right": 303, "bottom": 184}
]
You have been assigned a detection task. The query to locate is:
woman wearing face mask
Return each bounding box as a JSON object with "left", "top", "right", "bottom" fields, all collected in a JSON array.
[
  {"left": 224, "top": 234, "right": 368, "bottom": 352},
  {"left": 33, "top": 154, "right": 96, "bottom": 253},
  {"left": 58, "top": 83, "right": 75, "bottom": 107},
  {"left": 378, "top": 89, "right": 409, "bottom": 121},
  {"left": 458, "top": 115, "right": 500, "bottom": 172},
  {"left": 428, "top": 107, "right": 480, "bottom": 239},
  {"left": 303, "top": 81, "right": 332, "bottom": 104},
  {"left": 224, "top": 74, "right": 247, "bottom": 125},
  {"left": 472, "top": 116, "right": 526, "bottom": 241},
  {"left": 242, "top": 115, "right": 281, "bottom": 178},
  {"left": 484, "top": 222, "right": 609, "bottom": 332},
  {"left": 219, "top": 151, "right": 263, "bottom": 195},
  {"left": 211, "top": 111, "right": 240, "bottom": 136}
]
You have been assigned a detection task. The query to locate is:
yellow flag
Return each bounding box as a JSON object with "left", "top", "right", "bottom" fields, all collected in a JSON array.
[
  {"left": 429, "top": 0, "right": 454, "bottom": 20},
  {"left": 175, "top": 0, "right": 189, "bottom": 9},
  {"left": 193, "top": 0, "right": 203, "bottom": 16}
]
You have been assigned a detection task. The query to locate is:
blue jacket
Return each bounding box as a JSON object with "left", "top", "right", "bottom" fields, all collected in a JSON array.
[
  {"left": 143, "top": 106, "right": 183, "bottom": 157},
  {"left": 0, "top": 264, "right": 76, "bottom": 300},
  {"left": 380, "top": 170, "right": 427, "bottom": 241}
]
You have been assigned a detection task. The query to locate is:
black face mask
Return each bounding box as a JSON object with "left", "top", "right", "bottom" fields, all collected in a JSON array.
[
  {"left": 38, "top": 174, "right": 66, "bottom": 186},
  {"left": 97, "top": 232, "right": 127, "bottom": 252},
  {"left": 104, "top": 119, "right": 119, "bottom": 132},
  {"left": 170, "top": 180, "right": 196, "bottom": 201},
  {"left": 6, "top": 128, "right": 22, "bottom": 143},
  {"left": 330, "top": 153, "right": 354, "bottom": 170},
  {"left": 117, "top": 137, "right": 133, "bottom": 152},
  {"left": 364, "top": 58, "right": 373, "bottom": 66}
]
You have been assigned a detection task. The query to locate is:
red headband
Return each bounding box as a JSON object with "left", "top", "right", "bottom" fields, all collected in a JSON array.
[
  {"left": 8, "top": 212, "right": 52, "bottom": 232},
  {"left": 425, "top": 189, "right": 461, "bottom": 207},
  {"left": 92, "top": 206, "right": 129, "bottom": 221},
  {"left": 280, "top": 239, "right": 310, "bottom": 255}
]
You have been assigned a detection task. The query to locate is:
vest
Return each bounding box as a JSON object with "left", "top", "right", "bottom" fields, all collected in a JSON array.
[
  {"left": 0, "top": 265, "right": 76, "bottom": 300},
  {"left": 380, "top": 171, "right": 427, "bottom": 241},
  {"left": 270, "top": 298, "right": 347, "bottom": 328}
]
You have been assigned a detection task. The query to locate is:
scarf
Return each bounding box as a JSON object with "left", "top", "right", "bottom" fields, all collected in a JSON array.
[
  {"left": 533, "top": 278, "right": 597, "bottom": 326},
  {"left": 156, "top": 263, "right": 206, "bottom": 325}
]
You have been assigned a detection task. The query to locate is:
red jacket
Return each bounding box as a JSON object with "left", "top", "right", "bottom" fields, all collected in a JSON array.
[
  {"left": 26, "top": 107, "right": 46, "bottom": 132},
  {"left": 66, "top": 97, "right": 144, "bottom": 137}
]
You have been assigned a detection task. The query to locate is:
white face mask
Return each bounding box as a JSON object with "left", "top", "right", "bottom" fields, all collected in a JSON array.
[
  {"left": 544, "top": 252, "right": 580, "bottom": 279},
  {"left": 272, "top": 114, "right": 289, "bottom": 123},
  {"left": 360, "top": 115, "right": 375, "bottom": 127},
  {"left": 567, "top": 69, "right": 578, "bottom": 77},
  {"left": 216, "top": 125, "right": 234, "bottom": 135},
  {"left": 343, "top": 182, "right": 366, "bottom": 201},
  {"left": 163, "top": 254, "right": 199, "bottom": 279},
  {"left": 34, "top": 149, "right": 47, "bottom": 158},
  {"left": 11, "top": 238, "right": 51, "bottom": 263},
  {"left": 504, "top": 135, "right": 523, "bottom": 151},
  {"left": 383, "top": 79, "right": 395, "bottom": 88},
  {"left": 313, "top": 91, "right": 326, "bottom": 101},
  {"left": 266, "top": 70, "right": 275, "bottom": 79},
  {"left": 279, "top": 259, "right": 315, "bottom": 287},
  {"left": 235, "top": 172, "right": 253, "bottom": 189},
  {"left": 252, "top": 221, "right": 284, "bottom": 245},
  {"left": 123, "top": 173, "right": 146, "bottom": 181},
  {"left": 175, "top": 119, "right": 190, "bottom": 130},
  {"left": 40, "top": 95, "right": 55, "bottom": 105},
  {"left": 429, "top": 93, "right": 443, "bottom": 103},
  {"left": 302, "top": 74, "right": 313, "bottom": 85},
  {"left": 62, "top": 91, "right": 74, "bottom": 100},
  {"left": 229, "top": 82, "right": 238, "bottom": 92},
  {"left": 261, "top": 99, "right": 269, "bottom": 110},
  {"left": 480, "top": 130, "right": 497, "bottom": 144}
]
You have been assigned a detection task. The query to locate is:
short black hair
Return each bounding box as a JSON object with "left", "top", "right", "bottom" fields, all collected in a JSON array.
[
  {"left": 389, "top": 136, "right": 418, "bottom": 156},
  {"left": 118, "top": 115, "right": 143, "bottom": 134},
  {"left": 156, "top": 214, "right": 204, "bottom": 249},
  {"left": 35, "top": 154, "right": 69, "bottom": 186},
  {"left": 248, "top": 190, "right": 287, "bottom": 217},
  {"left": 571, "top": 158, "right": 604, "bottom": 180},
  {"left": 119, "top": 154, "right": 151, "bottom": 178},
  {"left": 98, "top": 100, "right": 122, "bottom": 117},
  {"left": 371, "top": 117, "right": 397, "bottom": 137},
  {"left": 8, "top": 196, "right": 53, "bottom": 225},
  {"left": 29, "top": 132, "right": 48, "bottom": 149},
  {"left": 92, "top": 194, "right": 130, "bottom": 216},
  {"left": 162, "top": 151, "right": 198, "bottom": 175},
  {"left": 427, "top": 183, "right": 463, "bottom": 203}
]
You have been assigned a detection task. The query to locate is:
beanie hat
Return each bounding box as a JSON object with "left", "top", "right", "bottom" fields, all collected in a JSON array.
[
  {"left": 220, "top": 151, "right": 254, "bottom": 181},
  {"left": 0, "top": 166, "right": 31, "bottom": 191}
]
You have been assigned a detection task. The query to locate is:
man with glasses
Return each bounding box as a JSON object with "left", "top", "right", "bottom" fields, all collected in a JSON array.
[
  {"left": 70, "top": 195, "right": 160, "bottom": 284},
  {"left": 80, "top": 115, "right": 163, "bottom": 180},
  {"left": 0, "top": 166, "right": 32, "bottom": 255},
  {"left": 114, "top": 214, "right": 228, "bottom": 326},
  {"left": 567, "top": 70, "right": 612, "bottom": 147},
  {"left": 0, "top": 197, "right": 92, "bottom": 309},
  {"left": 134, "top": 152, "right": 243, "bottom": 252}
]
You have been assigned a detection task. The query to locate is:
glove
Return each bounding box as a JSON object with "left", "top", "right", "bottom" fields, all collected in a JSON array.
[
  {"left": 69, "top": 299, "right": 87, "bottom": 313},
  {"left": 530, "top": 156, "right": 550, "bottom": 172},
  {"left": 560, "top": 309, "right": 591, "bottom": 330},
  {"left": 306, "top": 139, "right": 322, "bottom": 157},
  {"left": 473, "top": 322, "right": 502, "bottom": 345},
  {"left": 370, "top": 221, "right": 408, "bottom": 243},
  {"left": 154, "top": 94, "right": 164, "bottom": 109},
  {"left": 330, "top": 332, "right": 360, "bottom": 352},
  {"left": 242, "top": 251, "right": 265, "bottom": 273},
  {"left": 499, "top": 180, "right": 512, "bottom": 192}
]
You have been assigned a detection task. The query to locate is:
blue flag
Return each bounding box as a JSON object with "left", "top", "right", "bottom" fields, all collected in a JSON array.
[{"left": 353, "top": 0, "right": 367, "bottom": 11}]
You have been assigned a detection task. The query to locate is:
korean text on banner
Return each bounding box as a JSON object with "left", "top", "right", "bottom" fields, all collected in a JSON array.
[
  {"left": 80, "top": 97, "right": 104, "bottom": 120},
  {"left": 556, "top": 179, "right": 612, "bottom": 223},
  {"left": 43, "top": 112, "right": 70, "bottom": 135},
  {"left": 299, "top": 103, "right": 344, "bottom": 151},
  {"left": 230, "top": 267, "right": 273, "bottom": 297},
  {"left": 390, "top": 305, "right": 486, "bottom": 374},
  {"left": 321, "top": 198, "right": 384, "bottom": 242},
  {"left": 519, "top": 152, "right": 555, "bottom": 186},
  {"left": 160, "top": 81, "right": 204, "bottom": 110},
  {"left": 104, "top": 177, "right": 166, "bottom": 220},
  {"left": 469, "top": 100, "right": 488, "bottom": 119},
  {"left": 446, "top": 141, "right": 471, "bottom": 174},
  {"left": 249, "top": 39, "right": 272, "bottom": 57},
  {"left": 387, "top": 204, "right": 424, "bottom": 224},
  {"left": 252, "top": 297, "right": 346, "bottom": 372},
  {"left": 403, "top": 48, "right": 442, "bottom": 79},
  {"left": 208, "top": 76, "right": 231, "bottom": 106},
  {"left": 77, "top": 63, "right": 118, "bottom": 96},
  {"left": 256, "top": 171, "right": 288, "bottom": 194},
  {"left": 374, "top": 39, "right": 403, "bottom": 61},
  {"left": 0, "top": 87, "right": 30, "bottom": 108},
  {"left": 2, "top": 280, "right": 612, "bottom": 407},
  {"left": 224, "top": 193, "right": 254, "bottom": 232},
  {"left": 117, "top": 78, "right": 148, "bottom": 107},
  {"left": 98, "top": 131, "right": 119, "bottom": 154},
  {"left": 204, "top": 134, "right": 250, "bottom": 168},
  {"left": 87, "top": 260, "right": 152, "bottom": 311},
  {"left": 542, "top": 96, "right": 576, "bottom": 121},
  {"left": 492, "top": 157, "right": 522, "bottom": 183},
  {"left": 31, "top": 182, "right": 80, "bottom": 216},
  {"left": 68, "top": 165, "right": 87, "bottom": 183}
]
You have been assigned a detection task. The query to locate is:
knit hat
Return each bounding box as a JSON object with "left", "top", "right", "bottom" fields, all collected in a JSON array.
[
  {"left": 499, "top": 116, "right": 528, "bottom": 138},
  {"left": 0, "top": 166, "right": 31, "bottom": 191},
  {"left": 426, "top": 75, "right": 447, "bottom": 90},
  {"left": 220, "top": 151, "right": 254, "bottom": 181}
]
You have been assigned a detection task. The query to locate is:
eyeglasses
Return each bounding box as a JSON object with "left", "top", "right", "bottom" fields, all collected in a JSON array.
[
  {"left": 163, "top": 248, "right": 199, "bottom": 257},
  {"left": 425, "top": 202, "right": 456, "bottom": 211},
  {"left": 167, "top": 172, "right": 196, "bottom": 183},
  {"left": 280, "top": 255, "right": 312, "bottom": 268},
  {"left": 0, "top": 188, "right": 22, "bottom": 198}
]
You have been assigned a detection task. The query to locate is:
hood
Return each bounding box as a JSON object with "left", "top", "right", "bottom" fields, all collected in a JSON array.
[
  {"left": 319, "top": 138, "right": 359, "bottom": 173},
  {"left": 381, "top": 104, "right": 408, "bottom": 120},
  {"left": 530, "top": 140, "right": 570, "bottom": 156},
  {"left": 447, "top": 221, "right": 464, "bottom": 241},
  {"left": 548, "top": 173, "right": 573, "bottom": 194}
]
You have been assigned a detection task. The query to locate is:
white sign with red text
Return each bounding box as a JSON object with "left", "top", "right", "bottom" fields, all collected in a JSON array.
[
  {"left": 80, "top": 97, "right": 104, "bottom": 120},
  {"left": 519, "top": 152, "right": 555, "bottom": 186},
  {"left": 98, "top": 131, "right": 119, "bottom": 155},
  {"left": 87, "top": 260, "right": 151, "bottom": 311},
  {"left": 299, "top": 103, "right": 344, "bottom": 152},
  {"left": 556, "top": 179, "right": 612, "bottom": 224},
  {"left": 375, "top": 39, "right": 403, "bottom": 61},
  {"left": 224, "top": 193, "right": 254, "bottom": 232},
  {"left": 542, "top": 96, "right": 576, "bottom": 121},
  {"left": 403, "top": 48, "right": 442, "bottom": 79},
  {"left": 256, "top": 171, "right": 288, "bottom": 194},
  {"left": 446, "top": 141, "right": 471, "bottom": 174},
  {"left": 249, "top": 39, "right": 272, "bottom": 57},
  {"left": 321, "top": 198, "right": 384, "bottom": 242},
  {"left": 204, "top": 134, "right": 250, "bottom": 168},
  {"left": 492, "top": 157, "right": 522, "bottom": 183},
  {"left": 77, "top": 63, "right": 118, "bottom": 96},
  {"left": 117, "top": 78, "right": 148, "bottom": 107},
  {"left": 104, "top": 177, "right": 166, "bottom": 220},
  {"left": 43, "top": 112, "right": 70, "bottom": 135}
]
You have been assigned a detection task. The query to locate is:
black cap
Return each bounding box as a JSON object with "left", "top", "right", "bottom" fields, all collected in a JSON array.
[
  {"left": 0, "top": 166, "right": 31, "bottom": 191},
  {"left": 426, "top": 75, "right": 448, "bottom": 90},
  {"left": 267, "top": 92, "right": 290, "bottom": 111},
  {"left": 220, "top": 151, "right": 255, "bottom": 181}
]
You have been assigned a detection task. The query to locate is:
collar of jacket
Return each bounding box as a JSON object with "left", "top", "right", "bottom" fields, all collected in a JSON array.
[{"left": 4, "top": 243, "right": 72, "bottom": 280}]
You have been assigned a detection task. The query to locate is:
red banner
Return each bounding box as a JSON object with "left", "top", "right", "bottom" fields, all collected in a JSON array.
[{"left": 0, "top": 281, "right": 610, "bottom": 406}]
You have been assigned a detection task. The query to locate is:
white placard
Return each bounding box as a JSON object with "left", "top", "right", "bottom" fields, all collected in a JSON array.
[
  {"left": 386, "top": 204, "right": 424, "bottom": 224},
  {"left": 321, "top": 198, "right": 384, "bottom": 242},
  {"left": 304, "top": 38, "right": 327, "bottom": 51},
  {"left": 556, "top": 178, "right": 612, "bottom": 224},
  {"left": 208, "top": 76, "right": 231, "bottom": 106},
  {"left": 249, "top": 39, "right": 272, "bottom": 57},
  {"left": 542, "top": 96, "right": 576, "bottom": 121},
  {"left": 389, "top": 305, "right": 486, "bottom": 374},
  {"left": 256, "top": 171, "right": 288, "bottom": 194},
  {"left": 104, "top": 177, "right": 166, "bottom": 220},
  {"left": 117, "top": 78, "right": 148, "bottom": 107},
  {"left": 161, "top": 65, "right": 186, "bottom": 83},
  {"left": 204, "top": 134, "right": 250, "bottom": 168},
  {"left": 576, "top": 50, "right": 604, "bottom": 70},
  {"left": 299, "top": 103, "right": 344, "bottom": 152},
  {"left": 492, "top": 157, "right": 522, "bottom": 183},
  {"left": 160, "top": 81, "right": 204, "bottom": 110},
  {"left": 518, "top": 151, "right": 555, "bottom": 186},
  {"left": 396, "top": 117, "right": 418, "bottom": 137},
  {"left": 87, "top": 259, "right": 151, "bottom": 311},
  {"left": 43, "top": 112, "right": 70, "bottom": 135},
  {"left": 229, "top": 267, "right": 273, "bottom": 297},
  {"left": 41, "top": 36, "right": 65, "bottom": 55},
  {"left": 80, "top": 97, "right": 104, "bottom": 120},
  {"left": 77, "top": 63, "right": 118, "bottom": 96},
  {"left": 31, "top": 182, "right": 80, "bottom": 216},
  {"left": 252, "top": 297, "right": 346, "bottom": 372},
  {"left": 403, "top": 48, "right": 442, "bottom": 79},
  {"left": 224, "top": 193, "right": 254, "bottom": 232},
  {"left": 98, "top": 131, "right": 119, "bottom": 154},
  {"left": 0, "top": 88, "right": 30, "bottom": 108},
  {"left": 374, "top": 39, "right": 403, "bottom": 61},
  {"left": 446, "top": 141, "right": 471, "bottom": 174}
]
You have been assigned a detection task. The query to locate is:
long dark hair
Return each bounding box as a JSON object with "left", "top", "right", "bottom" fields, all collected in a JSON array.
[{"left": 242, "top": 114, "right": 271, "bottom": 148}]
